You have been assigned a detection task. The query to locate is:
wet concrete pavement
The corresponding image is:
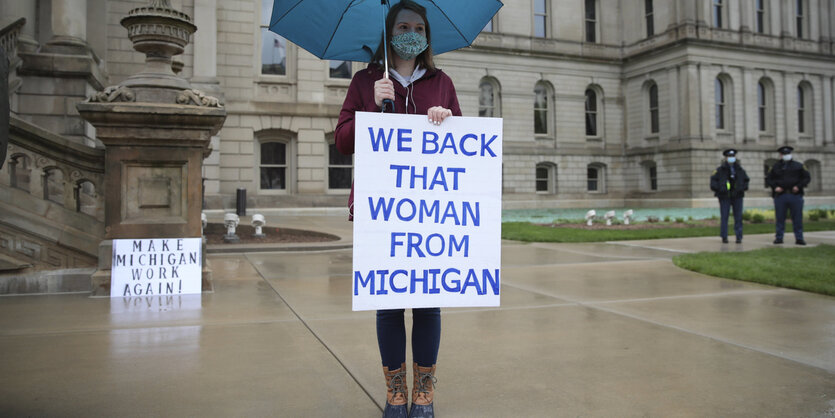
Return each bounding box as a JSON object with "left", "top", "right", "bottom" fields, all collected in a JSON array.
[{"left": 1, "top": 214, "right": 834, "bottom": 417}]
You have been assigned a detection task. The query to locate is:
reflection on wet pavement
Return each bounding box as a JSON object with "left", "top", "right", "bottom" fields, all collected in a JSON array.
[{"left": 1, "top": 228, "right": 834, "bottom": 416}]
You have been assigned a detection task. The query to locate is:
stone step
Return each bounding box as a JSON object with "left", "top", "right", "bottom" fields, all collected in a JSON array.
[{"left": 0, "top": 253, "right": 32, "bottom": 271}]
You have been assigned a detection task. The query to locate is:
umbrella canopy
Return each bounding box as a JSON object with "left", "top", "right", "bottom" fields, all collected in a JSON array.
[{"left": 269, "top": 0, "right": 503, "bottom": 62}]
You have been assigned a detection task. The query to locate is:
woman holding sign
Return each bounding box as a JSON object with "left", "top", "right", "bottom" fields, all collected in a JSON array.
[{"left": 335, "top": 2, "right": 461, "bottom": 417}]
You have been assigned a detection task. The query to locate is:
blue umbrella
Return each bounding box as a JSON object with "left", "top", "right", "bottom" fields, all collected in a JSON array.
[{"left": 268, "top": 0, "right": 503, "bottom": 63}]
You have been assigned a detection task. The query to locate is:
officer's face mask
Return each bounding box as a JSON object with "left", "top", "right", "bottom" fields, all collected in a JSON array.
[
  {"left": 727, "top": 157, "right": 736, "bottom": 164},
  {"left": 782, "top": 154, "right": 793, "bottom": 161}
]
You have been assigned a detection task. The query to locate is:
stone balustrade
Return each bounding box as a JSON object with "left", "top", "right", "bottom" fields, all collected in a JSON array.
[
  {"left": 2, "top": 117, "right": 105, "bottom": 222},
  {"left": 1, "top": 17, "right": 24, "bottom": 92},
  {"left": 0, "top": 17, "right": 23, "bottom": 61}
]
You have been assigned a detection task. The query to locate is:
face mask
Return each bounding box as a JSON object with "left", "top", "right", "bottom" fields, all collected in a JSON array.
[
  {"left": 727, "top": 157, "right": 736, "bottom": 164},
  {"left": 782, "top": 154, "right": 792, "bottom": 161},
  {"left": 390, "top": 32, "right": 428, "bottom": 61}
]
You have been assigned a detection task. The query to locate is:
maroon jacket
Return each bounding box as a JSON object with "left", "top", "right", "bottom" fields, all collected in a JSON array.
[{"left": 335, "top": 64, "right": 462, "bottom": 220}]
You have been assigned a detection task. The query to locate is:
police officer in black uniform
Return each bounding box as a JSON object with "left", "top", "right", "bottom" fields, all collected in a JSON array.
[
  {"left": 710, "top": 149, "right": 749, "bottom": 243},
  {"left": 766, "top": 146, "right": 811, "bottom": 245}
]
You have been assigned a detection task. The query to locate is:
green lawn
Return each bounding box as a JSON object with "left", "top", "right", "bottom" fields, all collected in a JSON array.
[
  {"left": 501, "top": 220, "right": 835, "bottom": 243},
  {"left": 673, "top": 244, "right": 835, "bottom": 296}
]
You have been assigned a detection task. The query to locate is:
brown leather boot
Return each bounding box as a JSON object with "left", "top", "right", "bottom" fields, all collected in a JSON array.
[
  {"left": 383, "top": 363, "right": 408, "bottom": 418},
  {"left": 409, "top": 363, "right": 436, "bottom": 418}
]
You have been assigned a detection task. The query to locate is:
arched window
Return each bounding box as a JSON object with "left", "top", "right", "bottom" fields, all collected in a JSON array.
[
  {"left": 804, "top": 159, "right": 821, "bottom": 192},
  {"left": 715, "top": 78, "right": 726, "bottom": 130},
  {"left": 8, "top": 154, "right": 31, "bottom": 192},
  {"left": 257, "top": 130, "right": 296, "bottom": 192},
  {"left": 641, "top": 161, "right": 658, "bottom": 191},
  {"left": 647, "top": 82, "right": 659, "bottom": 135},
  {"left": 797, "top": 82, "right": 813, "bottom": 136},
  {"left": 587, "top": 163, "right": 606, "bottom": 193},
  {"left": 260, "top": 142, "right": 287, "bottom": 190},
  {"left": 758, "top": 78, "right": 775, "bottom": 135},
  {"left": 327, "top": 138, "right": 352, "bottom": 190},
  {"left": 534, "top": 81, "right": 553, "bottom": 136},
  {"left": 535, "top": 163, "right": 556, "bottom": 194},
  {"left": 585, "top": 0, "right": 598, "bottom": 43},
  {"left": 479, "top": 77, "right": 501, "bottom": 117},
  {"left": 757, "top": 81, "right": 767, "bottom": 132},
  {"left": 43, "top": 167, "right": 64, "bottom": 205},
  {"left": 585, "top": 89, "right": 599, "bottom": 137}
]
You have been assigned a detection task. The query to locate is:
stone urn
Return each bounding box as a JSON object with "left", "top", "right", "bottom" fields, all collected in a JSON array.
[{"left": 119, "top": 0, "right": 197, "bottom": 95}]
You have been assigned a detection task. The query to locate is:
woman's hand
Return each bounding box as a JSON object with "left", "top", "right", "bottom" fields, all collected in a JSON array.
[
  {"left": 427, "top": 106, "right": 453, "bottom": 126},
  {"left": 374, "top": 78, "right": 395, "bottom": 108}
]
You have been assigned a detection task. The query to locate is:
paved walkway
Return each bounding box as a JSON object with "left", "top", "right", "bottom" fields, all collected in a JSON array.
[{"left": 1, "top": 214, "right": 834, "bottom": 417}]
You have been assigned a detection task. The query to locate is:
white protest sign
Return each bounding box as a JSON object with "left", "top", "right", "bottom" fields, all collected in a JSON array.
[
  {"left": 111, "top": 238, "right": 203, "bottom": 298},
  {"left": 353, "top": 112, "right": 502, "bottom": 311}
]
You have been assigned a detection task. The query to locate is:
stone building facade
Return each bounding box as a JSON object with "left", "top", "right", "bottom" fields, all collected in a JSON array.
[{"left": 4, "top": 0, "right": 835, "bottom": 212}]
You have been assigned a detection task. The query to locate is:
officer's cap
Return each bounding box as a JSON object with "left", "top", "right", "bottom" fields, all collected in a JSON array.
[
  {"left": 722, "top": 149, "right": 737, "bottom": 156},
  {"left": 778, "top": 146, "right": 794, "bottom": 154}
]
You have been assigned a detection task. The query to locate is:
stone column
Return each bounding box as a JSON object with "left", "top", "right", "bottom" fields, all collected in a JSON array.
[
  {"left": 809, "top": 0, "right": 820, "bottom": 40},
  {"left": 739, "top": 0, "right": 752, "bottom": 33},
  {"left": 820, "top": 0, "right": 832, "bottom": 48},
  {"left": 680, "top": 63, "right": 703, "bottom": 141},
  {"left": 781, "top": 0, "right": 793, "bottom": 37},
  {"left": 0, "top": 1, "right": 39, "bottom": 52},
  {"left": 43, "top": 0, "right": 89, "bottom": 54},
  {"left": 742, "top": 68, "right": 757, "bottom": 143},
  {"left": 77, "top": 0, "right": 226, "bottom": 296},
  {"left": 678, "top": 0, "right": 697, "bottom": 25},
  {"left": 14, "top": 0, "right": 103, "bottom": 146},
  {"left": 781, "top": 71, "right": 793, "bottom": 145},
  {"left": 191, "top": 0, "right": 219, "bottom": 90},
  {"left": 728, "top": 0, "right": 741, "bottom": 31},
  {"left": 190, "top": 0, "right": 222, "bottom": 209},
  {"left": 667, "top": 65, "right": 680, "bottom": 140}
]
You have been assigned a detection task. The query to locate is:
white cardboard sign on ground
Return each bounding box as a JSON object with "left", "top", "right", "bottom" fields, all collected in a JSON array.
[
  {"left": 352, "top": 112, "right": 502, "bottom": 311},
  {"left": 111, "top": 238, "right": 202, "bottom": 298}
]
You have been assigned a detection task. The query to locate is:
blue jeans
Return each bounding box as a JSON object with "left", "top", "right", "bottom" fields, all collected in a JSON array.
[
  {"left": 774, "top": 193, "right": 804, "bottom": 241},
  {"left": 718, "top": 197, "right": 744, "bottom": 240},
  {"left": 377, "top": 308, "right": 441, "bottom": 369}
]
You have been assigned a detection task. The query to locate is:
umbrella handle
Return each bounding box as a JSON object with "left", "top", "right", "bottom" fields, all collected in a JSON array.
[
  {"left": 382, "top": 62, "right": 392, "bottom": 113},
  {"left": 382, "top": 98, "right": 394, "bottom": 113}
]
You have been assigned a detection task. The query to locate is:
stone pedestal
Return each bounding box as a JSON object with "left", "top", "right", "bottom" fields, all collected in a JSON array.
[{"left": 77, "top": 0, "right": 225, "bottom": 296}]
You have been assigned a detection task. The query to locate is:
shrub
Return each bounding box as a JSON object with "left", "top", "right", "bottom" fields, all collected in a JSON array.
[
  {"left": 809, "top": 209, "right": 829, "bottom": 220},
  {"left": 663, "top": 216, "right": 671, "bottom": 222},
  {"left": 675, "top": 217, "right": 685, "bottom": 223},
  {"left": 647, "top": 216, "right": 660, "bottom": 223},
  {"left": 751, "top": 213, "right": 765, "bottom": 223},
  {"left": 742, "top": 211, "right": 752, "bottom": 221},
  {"left": 745, "top": 208, "right": 775, "bottom": 221}
]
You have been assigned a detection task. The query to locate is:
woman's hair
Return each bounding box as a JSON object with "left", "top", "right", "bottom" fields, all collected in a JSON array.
[{"left": 371, "top": 0, "right": 436, "bottom": 71}]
